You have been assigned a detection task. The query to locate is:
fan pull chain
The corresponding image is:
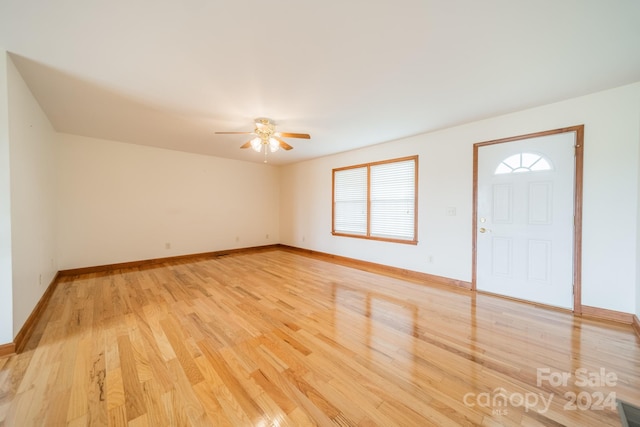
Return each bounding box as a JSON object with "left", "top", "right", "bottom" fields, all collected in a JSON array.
[{"left": 264, "top": 146, "right": 268, "bottom": 163}]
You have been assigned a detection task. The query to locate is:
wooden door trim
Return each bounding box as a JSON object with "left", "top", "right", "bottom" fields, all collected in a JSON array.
[{"left": 472, "top": 125, "right": 584, "bottom": 313}]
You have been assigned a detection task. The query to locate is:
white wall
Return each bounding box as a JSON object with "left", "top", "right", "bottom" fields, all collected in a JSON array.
[
  {"left": 7, "top": 55, "right": 59, "bottom": 337},
  {"left": 57, "top": 134, "right": 280, "bottom": 269},
  {"left": 580, "top": 85, "right": 640, "bottom": 313},
  {"left": 637, "top": 99, "right": 640, "bottom": 320},
  {"left": 0, "top": 51, "right": 14, "bottom": 344},
  {"left": 280, "top": 82, "right": 640, "bottom": 314}
]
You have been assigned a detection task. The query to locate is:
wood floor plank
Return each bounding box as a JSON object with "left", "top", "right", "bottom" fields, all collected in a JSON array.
[
  {"left": 197, "top": 340, "right": 265, "bottom": 423},
  {"left": 1, "top": 249, "right": 639, "bottom": 426},
  {"left": 139, "top": 379, "right": 169, "bottom": 427},
  {"left": 107, "top": 404, "right": 126, "bottom": 427},
  {"left": 66, "top": 334, "right": 92, "bottom": 422},
  {"left": 164, "top": 358, "right": 211, "bottom": 426},
  {"left": 116, "top": 335, "right": 146, "bottom": 421},
  {"left": 160, "top": 316, "right": 205, "bottom": 386},
  {"left": 106, "top": 367, "right": 125, "bottom": 411},
  {"left": 192, "top": 381, "right": 235, "bottom": 427},
  {"left": 192, "top": 354, "right": 254, "bottom": 426}
]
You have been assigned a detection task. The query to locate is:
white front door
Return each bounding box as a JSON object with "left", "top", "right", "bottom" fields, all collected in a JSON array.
[{"left": 476, "top": 132, "right": 576, "bottom": 308}]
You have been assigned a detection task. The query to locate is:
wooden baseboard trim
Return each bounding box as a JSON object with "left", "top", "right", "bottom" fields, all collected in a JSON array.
[
  {"left": 581, "top": 305, "right": 634, "bottom": 324},
  {"left": 633, "top": 315, "right": 640, "bottom": 338},
  {"left": 14, "top": 272, "right": 60, "bottom": 353},
  {"left": 279, "top": 245, "right": 472, "bottom": 291},
  {"left": 475, "top": 289, "right": 573, "bottom": 314},
  {"left": 0, "top": 342, "right": 16, "bottom": 358},
  {"left": 59, "top": 244, "right": 281, "bottom": 276}
]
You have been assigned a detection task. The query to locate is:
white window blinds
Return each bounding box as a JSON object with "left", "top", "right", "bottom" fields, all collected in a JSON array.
[
  {"left": 333, "top": 167, "right": 367, "bottom": 235},
  {"left": 370, "top": 159, "right": 415, "bottom": 240},
  {"left": 332, "top": 156, "right": 417, "bottom": 244}
]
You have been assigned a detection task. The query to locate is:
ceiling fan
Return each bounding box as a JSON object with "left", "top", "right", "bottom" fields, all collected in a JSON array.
[{"left": 215, "top": 118, "right": 310, "bottom": 161}]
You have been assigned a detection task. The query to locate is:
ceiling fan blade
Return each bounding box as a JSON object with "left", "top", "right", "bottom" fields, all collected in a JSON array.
[
  {"left": 275, "top": 137, "right": 294, "bottom": 150},
  {"left": 276, "top": 132, "right": 311, "bottom": 139},
  {"left": 239, "top": 140, "right": 253, "bottom": 149},
  {"left": 215, "top": 131, "right": 255, "bottom": 135}
]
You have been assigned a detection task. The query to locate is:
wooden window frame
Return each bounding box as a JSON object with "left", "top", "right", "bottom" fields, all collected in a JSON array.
[{"left": 332, "top": 155, "right": 418, "bottom": 245}]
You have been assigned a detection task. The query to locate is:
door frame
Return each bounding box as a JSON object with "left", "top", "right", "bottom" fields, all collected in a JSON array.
[{"left": 472, "top": 125, "right": 584, "bottom": 313}]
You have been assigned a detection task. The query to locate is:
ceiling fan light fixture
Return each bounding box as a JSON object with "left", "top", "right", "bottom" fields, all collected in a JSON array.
[
  {"left": 250, "top": 137, "right": 262, "bottom": 152},
  {"left": 269, "top": 137, "right": 280, "bottom": 152},
  {"left": 215, "top": 118, "right": 310, "bottom": 161}
]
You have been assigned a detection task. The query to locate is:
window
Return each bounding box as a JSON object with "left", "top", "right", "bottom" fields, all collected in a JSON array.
[
  {"left": 332, "top": 156, "right": 417, "bottom": 244},
  {"left": 495, "top": 152, "right": 552, "bottom": 175}
]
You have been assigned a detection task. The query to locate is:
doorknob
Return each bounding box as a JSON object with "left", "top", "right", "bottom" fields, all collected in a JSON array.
[{"left": 479, "top": 227, "right": 490, "bottom": 233}]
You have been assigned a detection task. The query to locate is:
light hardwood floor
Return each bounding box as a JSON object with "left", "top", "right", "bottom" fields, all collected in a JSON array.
[{"left": 1, "top": 249, "right": 639, "bottom": 426}]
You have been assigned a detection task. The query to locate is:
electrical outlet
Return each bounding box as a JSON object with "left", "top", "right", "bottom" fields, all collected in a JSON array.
[
  {"left": 165, "top": 242, "right": 171, "bottom": 249},
  {"left": 428, "top": 255, "right": 434, "bottom": 263},
  {"left": 446, "top": 207, "right": 457, "bottom": 216},
  {"left": 236, "top": 236, "right": 240, "bottom": 242},
  {"left": 39, "top": 274, "right": 42, "bottom": 286},
  {"left": 266, "top": 233, "right": 269, "bottom": 239}
]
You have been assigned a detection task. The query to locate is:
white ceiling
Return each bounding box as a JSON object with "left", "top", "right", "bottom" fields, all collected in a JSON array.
[{"left": 1, "top": 1, "right": 639, "bottom": 165}]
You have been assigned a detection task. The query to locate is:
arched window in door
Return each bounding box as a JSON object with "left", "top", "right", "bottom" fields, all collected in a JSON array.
[{"left": 495, "top": 152, "right": 552, "bottom": 175}]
